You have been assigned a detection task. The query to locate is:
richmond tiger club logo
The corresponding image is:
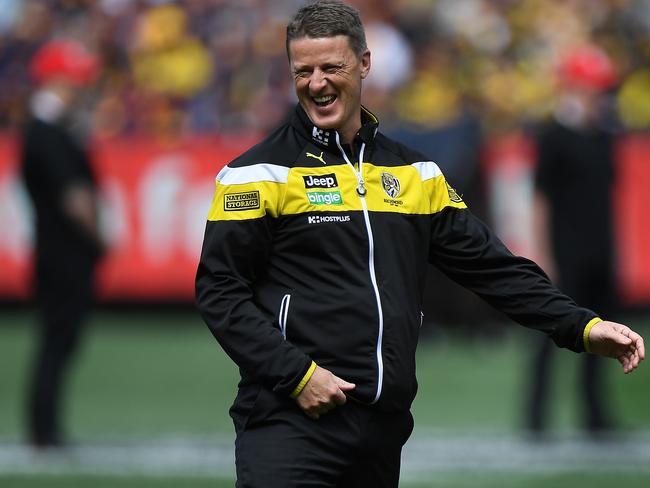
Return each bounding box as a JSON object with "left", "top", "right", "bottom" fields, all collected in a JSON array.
[{"left": 381, "top": 172, "right": 401, "bottom": 198}]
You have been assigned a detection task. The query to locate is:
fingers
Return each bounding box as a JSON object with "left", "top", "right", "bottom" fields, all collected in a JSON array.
[
  {"left": 295, "top": 367, "right": 355, "bottom": 419},
  {"left": 328, "top": 375, "right": 355, "bottom": 408},
  {"left": 616, "top": 326, "right": 645, "bottom": 373},
  {"left": 589, "top": 321, "right": 645, "bottom": 374},
  {"left": 312, "top": 386, "right": 347, "bottom": 415},
  {"left": 615, "top": 337, "right": 643, "bottom": 374},
  {"left": 334, "top": 376, "right": 356, "bottom": 392},
  {"left": 622, "top": 346, "right": 643, "bottom": 373},
  {"left": 619, "top": 350, "right": 640, "bottom": 374},
  {"left": 332, "top": 389, "right": 347, "bottom": 406},
  {"left": 629, "top": 330, "right": 645, "bottom": 361},
  {"left": 306, "top": 398, "right": 338, "bottom": 419}
]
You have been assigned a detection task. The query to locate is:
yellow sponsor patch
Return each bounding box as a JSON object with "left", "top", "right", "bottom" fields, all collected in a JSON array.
[
  {"left": 446, "top": 181, "right": 463, "bottom": 203},
  {"left": 224, "top": 191, "right": 260, "bottom": 211}
]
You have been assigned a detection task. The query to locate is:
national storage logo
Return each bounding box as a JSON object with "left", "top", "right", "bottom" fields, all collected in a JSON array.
[
  {"left": 306, "top": 190, "right": 343, "bottom": 206},
  {"left": 224, "top": 191, "right": 260, "bottom": 211}
]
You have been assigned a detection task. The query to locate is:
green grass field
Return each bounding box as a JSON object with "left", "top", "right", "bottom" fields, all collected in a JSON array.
[
  {"left": 1, "top": 308, "right": 649, "bottom": 487},
  {"left": 1, "top": 472, "right": 649, "bottom": 488}
]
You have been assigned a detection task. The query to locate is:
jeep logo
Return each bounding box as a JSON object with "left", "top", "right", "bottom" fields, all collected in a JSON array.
[{"left": 303, "top": 173, "right": 338, "bottom": 189}]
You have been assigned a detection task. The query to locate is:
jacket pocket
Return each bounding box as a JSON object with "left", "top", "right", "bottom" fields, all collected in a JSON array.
[
  {"left": 229, "top": 384, "right": 261, "bottom": 434},
  {"left": 278, "top": 294, "right": 291, "bottom": 339}
]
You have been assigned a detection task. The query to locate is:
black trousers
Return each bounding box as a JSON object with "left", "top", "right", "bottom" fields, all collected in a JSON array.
[
  {"left": 232, "top": 387, "right": 414, "bottom": 488},
  {"left": 526, "top": 258, "right": 616, "bottom": 433},
  {"left": 27, "top": 258, "right": 94, "bottom": 446}
]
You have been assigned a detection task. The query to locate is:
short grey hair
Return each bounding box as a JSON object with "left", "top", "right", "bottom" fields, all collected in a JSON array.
[{"left": 286, "top": 1, "right": 368, "bottom": 59}]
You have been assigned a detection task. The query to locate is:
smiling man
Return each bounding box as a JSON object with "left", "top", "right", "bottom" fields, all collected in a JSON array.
[
  {"left": 290, "top": 33, "right": 370, "bottom": 143},
  {"left": 195, "top": 2, "right": 644, "bottom": 487}
]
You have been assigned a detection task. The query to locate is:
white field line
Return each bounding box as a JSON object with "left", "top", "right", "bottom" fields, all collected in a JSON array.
[
  {"left": 1, "top": 433, "right": 650, "bottom": 480},
  {"left": 401, "top": 432, "right": 650, "bottom": 481}
]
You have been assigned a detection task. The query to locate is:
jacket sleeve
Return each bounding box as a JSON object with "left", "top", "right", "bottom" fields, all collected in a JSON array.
[
  {"left": 195, "top": 163, "right": 313, "bottom": 395},
  {"left": 426, "top": 173, "right": 597, "bottom": 352}
]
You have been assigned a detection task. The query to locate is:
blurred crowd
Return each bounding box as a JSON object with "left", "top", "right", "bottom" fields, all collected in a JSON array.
[{"left": 1, "top": 0, "right": 650, "bottom": 139}]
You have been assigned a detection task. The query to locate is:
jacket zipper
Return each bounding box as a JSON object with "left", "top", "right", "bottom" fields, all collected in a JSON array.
[
  {"left": 279, "top": 293, "right": 291, "bottom": 339},
  {"left": 335, "top": 132, "right": 384, "bottom": 404}
]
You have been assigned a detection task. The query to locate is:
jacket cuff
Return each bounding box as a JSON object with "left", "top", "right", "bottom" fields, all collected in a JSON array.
[
  {"left": 290, "top": 361, "right": 317, "bottom": 398},
  {"left": 583, "top": 317, "right": 603, "bottom": 353}
]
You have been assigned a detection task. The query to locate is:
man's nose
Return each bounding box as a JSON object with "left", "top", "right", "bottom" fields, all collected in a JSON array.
[{"left": 309, "top": 71, "right": 327, "bottom": 92}]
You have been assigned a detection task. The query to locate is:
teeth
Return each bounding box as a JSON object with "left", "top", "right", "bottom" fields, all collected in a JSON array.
[{"left": 314, "top": 95, "right": 335, "bottom": 104}]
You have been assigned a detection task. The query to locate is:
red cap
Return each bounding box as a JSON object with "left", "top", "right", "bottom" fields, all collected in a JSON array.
[
  {"left": 559, "top": 45, "right": 618, "bottom": 91},
  {"left": 30, "top": 40, "right": 100, "bottom": 87}
]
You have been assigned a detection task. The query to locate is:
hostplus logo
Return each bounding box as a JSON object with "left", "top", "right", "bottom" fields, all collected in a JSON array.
[{"left": 307, "top": 214, "right": 351, "bottom": 224}]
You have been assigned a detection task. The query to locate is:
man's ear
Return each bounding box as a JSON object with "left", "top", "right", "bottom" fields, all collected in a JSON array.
[{"left": 360, "top": 49, "right": 371, "bottom": 79}]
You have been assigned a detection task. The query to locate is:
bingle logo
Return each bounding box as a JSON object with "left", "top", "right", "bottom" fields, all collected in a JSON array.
[
  {"left": 303, "top": 173, "right": 338, "bottom": 189},
  {"left": 307, "top": 191, "right": 343, "bottom": 205}
]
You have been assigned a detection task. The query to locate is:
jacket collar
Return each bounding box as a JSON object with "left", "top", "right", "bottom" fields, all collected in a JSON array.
[{"left": 291, "top": 103, "right": 379, "bottom": 152}]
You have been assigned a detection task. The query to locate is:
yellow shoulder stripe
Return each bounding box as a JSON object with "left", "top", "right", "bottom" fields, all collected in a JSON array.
[{"left": 207, "top": 161, "right": 467, "bottom": 221}]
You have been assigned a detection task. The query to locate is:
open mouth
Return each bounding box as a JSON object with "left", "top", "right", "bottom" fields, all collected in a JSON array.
[{"left": 313, "top": 95, "right": 336, "bottom": 107}]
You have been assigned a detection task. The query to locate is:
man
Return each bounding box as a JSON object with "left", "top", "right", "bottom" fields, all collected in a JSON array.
[
  {"left": 195, "top": 2, "right": 644, "bottom": 486},
  {"left": 527, "top": 45, "right": 621, "bottom": 436},
  {"left": 22, "top": 39, "right": 105, "bottom": 448}
]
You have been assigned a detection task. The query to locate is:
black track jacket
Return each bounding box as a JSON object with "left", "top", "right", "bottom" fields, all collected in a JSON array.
[{"left": 196, "top": 104, "right": 597, "bottom": 413}]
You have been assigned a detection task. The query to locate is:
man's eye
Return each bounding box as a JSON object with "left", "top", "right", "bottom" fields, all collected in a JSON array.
[
  {"left": 325, "top": 65, "right": 344, "bottom": 73},
  {"left": 295, "top": 70, "right": 311, "bottom": 78}
]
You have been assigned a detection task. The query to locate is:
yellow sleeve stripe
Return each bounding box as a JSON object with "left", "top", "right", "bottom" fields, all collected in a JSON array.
[
  {"left": 206, "top": 163, "right": 289, "bottom": 221},
  {"left": 290, "top": 361, "right": 317, "bottom": 398},
  {"left": 583, "top": 317, "right": 603, "bottom": 353},
  {"left": 207, "top": 180, "right": 286, "bottom": 221},
  {"left": 423, "top": 175, "right": 467, "bottom": 213}
]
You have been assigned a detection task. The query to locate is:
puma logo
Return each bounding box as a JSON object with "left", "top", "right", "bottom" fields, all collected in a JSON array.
[{"left": 306, "top": 151, "right": 327, "bottom": 165}]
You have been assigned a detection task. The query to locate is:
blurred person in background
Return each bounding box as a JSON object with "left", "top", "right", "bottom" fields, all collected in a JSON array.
[
  {"left": 526, "top": 44, "right": 621, "bottom": 438},
  {"left": 21, "top": 39, "right": 106, "bottom": 449},
  {"left": 196, "top": 2, "right": 644, "bottom": 486}
]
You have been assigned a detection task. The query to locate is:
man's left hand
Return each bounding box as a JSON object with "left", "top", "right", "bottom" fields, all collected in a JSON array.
[{"left": 588, "top": 321, "right": 645, "bottom": 373}]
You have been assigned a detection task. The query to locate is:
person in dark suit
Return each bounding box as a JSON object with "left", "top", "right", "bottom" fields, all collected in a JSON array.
[
  {"left": 21, "top": 39, "right": 105, "bottom": 448},
  {"left": 527, "top": 44, "right": 620, "bottom": 437}
]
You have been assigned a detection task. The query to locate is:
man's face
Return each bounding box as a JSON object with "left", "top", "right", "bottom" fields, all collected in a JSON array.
[{"left": 289, "top": 35, "right": 370, "bottom": 144}]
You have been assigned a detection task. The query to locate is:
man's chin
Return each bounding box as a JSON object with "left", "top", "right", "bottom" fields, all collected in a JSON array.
[{"left": 306, "top": 109, "right": 340, "bottom": 131}]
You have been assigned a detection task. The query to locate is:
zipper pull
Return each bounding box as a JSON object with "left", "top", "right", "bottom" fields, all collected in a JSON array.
[{"left": 357, "top": 178, "right": 367, "bottom": 196}]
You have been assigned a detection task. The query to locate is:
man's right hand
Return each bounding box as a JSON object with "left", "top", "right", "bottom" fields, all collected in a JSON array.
[{"left": 295, "top": 366, "right": 355, "bottom": 420}]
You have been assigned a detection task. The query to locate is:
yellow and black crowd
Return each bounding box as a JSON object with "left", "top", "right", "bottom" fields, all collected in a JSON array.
[{"left": 1, "top": 0, "right": 650, "bottom": 139}]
